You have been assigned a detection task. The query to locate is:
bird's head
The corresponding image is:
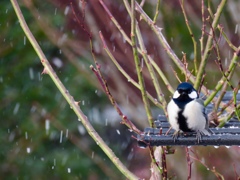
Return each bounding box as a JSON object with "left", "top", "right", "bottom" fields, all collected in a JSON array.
[{"left": 173, "top": 82, "right": 199, "bottom": 102}]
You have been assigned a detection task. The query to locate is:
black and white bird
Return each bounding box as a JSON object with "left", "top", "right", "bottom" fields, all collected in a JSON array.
[{"left": 167, "top": 82, "right": 211, "bottom": 142}]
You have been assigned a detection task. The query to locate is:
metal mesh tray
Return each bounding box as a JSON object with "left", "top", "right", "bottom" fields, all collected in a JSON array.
[{"left": 138, "top": 117, "right": 240, "bottom": 147}]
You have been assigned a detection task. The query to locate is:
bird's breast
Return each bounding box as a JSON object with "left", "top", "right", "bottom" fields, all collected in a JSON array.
[{"left": 182, "top": 100, "right": 206, "bottom": 131}]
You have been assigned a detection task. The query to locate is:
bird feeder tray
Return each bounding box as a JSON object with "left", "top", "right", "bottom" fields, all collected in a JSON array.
[
  {"left": 137, "top": 117, "right": 240, "bottom": 147},
  {"left": 138, "top": 90, "right": 240, "bottom": 147}
]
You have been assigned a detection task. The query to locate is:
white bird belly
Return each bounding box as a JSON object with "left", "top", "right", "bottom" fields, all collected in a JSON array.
[{"left": 182, "top": 100, "right": 206, "bottom": 131}]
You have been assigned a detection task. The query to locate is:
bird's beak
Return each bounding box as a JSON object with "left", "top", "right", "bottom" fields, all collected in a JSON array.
[{"left": 181, "top": 92, "right": 187, "bottom": 95}]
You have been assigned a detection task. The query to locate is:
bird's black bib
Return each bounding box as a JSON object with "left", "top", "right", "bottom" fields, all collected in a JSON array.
[{"left": 173, "top": 98, "right": 193, "bottom": 132}]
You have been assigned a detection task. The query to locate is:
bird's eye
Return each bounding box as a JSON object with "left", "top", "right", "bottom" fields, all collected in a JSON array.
[{"left": 187, "top": 89, "right": 192, "bottom": 94}]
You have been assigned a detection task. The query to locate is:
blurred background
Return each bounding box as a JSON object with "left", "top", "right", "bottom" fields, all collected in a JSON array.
[{"left": 0, "top": 0, "right": 239, "bottom": 179}]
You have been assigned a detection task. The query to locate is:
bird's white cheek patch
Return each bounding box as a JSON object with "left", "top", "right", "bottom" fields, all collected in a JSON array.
[
  {"left": 188, "top": 91, "right": 198, "bottom": 99},
  {"left": 173, "top": 91, "right": 180, "bottom": 99}
]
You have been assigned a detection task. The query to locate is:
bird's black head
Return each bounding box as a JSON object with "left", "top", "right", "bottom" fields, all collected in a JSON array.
[{"left": 173, "top": 82, "right": 198, "bottom": 103}]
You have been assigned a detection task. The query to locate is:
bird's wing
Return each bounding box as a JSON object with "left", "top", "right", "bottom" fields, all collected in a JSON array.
[{"left": 196, "top": 98, "right": 213, "bottom": 134}]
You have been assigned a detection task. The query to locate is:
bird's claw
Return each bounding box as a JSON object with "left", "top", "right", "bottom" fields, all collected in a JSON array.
[
  {"left": 172, "top": 130, "right": 180, "bottom": 142},
  {"left": 196, "top": 130, "right": 203, "bottom": 143}
]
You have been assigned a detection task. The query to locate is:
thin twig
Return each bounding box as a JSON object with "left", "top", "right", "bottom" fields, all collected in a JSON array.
[
  {"left": 180, "top": 0, "right": 198, "bottom": 75},
  {"left": 181, "top": 52, "right": 191, "bottom": 82},
  {"left": 170, "top": 66, "right": 181, "bottom": 83},
  {"left": 161, "top": 146, "right": 168, "bottom": 179},
  {"left": 218, "top": 25, "right": 238, "bottom": 51},
  {"left": 153, "top": 0, "right": 161, "bottom": 24},
  {"left": 130, "top": 0, "right": 154, "bottom": 127},
  {"left": 185, "top": 147, "right": 192, "bottom": 180},
  {"left": 200, "top": 0, "right": 206, "bottom": 58}
]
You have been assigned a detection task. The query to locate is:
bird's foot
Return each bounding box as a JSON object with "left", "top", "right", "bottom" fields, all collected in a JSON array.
[
  {"left": 172, "top": 130, "right": 180, "bottom": 142},
  {"left": 196, "top": 130, "right": 203, "bottom": 143}
]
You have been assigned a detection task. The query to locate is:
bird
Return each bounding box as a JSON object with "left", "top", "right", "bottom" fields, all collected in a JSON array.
[{"left": 167, "top": 82, "right": 211, "bottom": 143}]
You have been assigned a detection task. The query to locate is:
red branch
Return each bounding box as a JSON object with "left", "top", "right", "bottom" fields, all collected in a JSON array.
[
  {"left": 185, "top": 147, "right": 193, "bottom": 180},
  {"left": 90, "top": 66, "right": 141, "bottom": 134}
]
